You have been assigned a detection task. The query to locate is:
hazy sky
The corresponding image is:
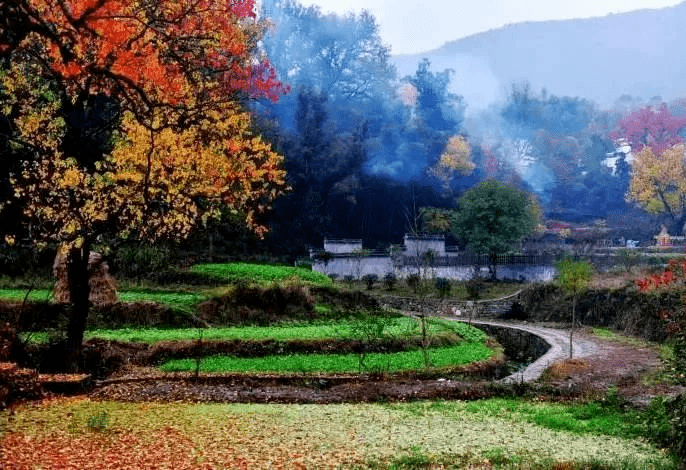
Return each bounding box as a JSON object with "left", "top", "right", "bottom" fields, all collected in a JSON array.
[{"left": 299, "top": 0, "right": 684, "bottom": 54}]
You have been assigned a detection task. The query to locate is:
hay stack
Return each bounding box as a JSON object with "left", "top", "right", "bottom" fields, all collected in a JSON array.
[{"left": 53, "top": 250, "right": 117, "bottom": 305}]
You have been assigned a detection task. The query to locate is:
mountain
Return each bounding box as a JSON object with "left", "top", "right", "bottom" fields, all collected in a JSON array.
[{"left": 391, "top": 2, "right": 686, "bottom": 113}]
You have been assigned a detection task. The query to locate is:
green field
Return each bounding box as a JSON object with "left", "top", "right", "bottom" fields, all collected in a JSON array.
[
  {"left": 21, "top": 316, "right": 484, "bottom": 345},
  {"left": 190, "top": 262, "right": 332, "bottom": 285},
  {"left": 159, "top": 341, "right": 494, "bottom": 374}
]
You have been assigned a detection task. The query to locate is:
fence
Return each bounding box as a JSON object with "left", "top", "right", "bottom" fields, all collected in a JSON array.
[{"left": 402, "top": 253, "right": 557, "bottom": 267}]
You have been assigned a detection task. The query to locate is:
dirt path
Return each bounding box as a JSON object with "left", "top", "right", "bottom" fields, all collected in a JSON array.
[
  {"left": 468, "top": 319, "right": 684, "bottom": 405},
  {"left": 467, "top": 320, "right": 602, "bottom": 383}
]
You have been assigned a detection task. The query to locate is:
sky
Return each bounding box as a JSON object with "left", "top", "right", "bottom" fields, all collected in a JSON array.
[{"left": 298, "top": 0, "right": 684, "bottom": 55}]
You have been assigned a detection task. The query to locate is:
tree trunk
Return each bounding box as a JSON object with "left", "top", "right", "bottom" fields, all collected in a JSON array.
[
  {"left": 570, "top": 295, "right": 576, "bottom": 359},
  {"left": 65, "top": 242, "right": 92, "bottom": 372}
]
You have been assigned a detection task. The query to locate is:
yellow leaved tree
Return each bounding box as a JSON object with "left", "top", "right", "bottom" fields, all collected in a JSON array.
[
  {"left": 628, "top": 144, "right": 686, "bottom": 234},
  {"left": 427, "top": 135, "right": 474, "bottom": 193},
  {"left": 0, "top": 0, "right": 289, "bottom": 368}
]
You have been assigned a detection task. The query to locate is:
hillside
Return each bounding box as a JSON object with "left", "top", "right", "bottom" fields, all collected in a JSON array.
[{"left": 392, "top": 1, "right": 686, "bottom": 111}]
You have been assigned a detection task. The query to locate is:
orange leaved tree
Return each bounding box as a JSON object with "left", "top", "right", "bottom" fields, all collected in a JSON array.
[{"left": 0, "top": 0, "right": 289, "bottom": 369}]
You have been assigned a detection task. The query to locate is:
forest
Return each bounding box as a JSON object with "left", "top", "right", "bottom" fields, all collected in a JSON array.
[{"left": 2, "top": 0, "right": 686, "bottom": 266}]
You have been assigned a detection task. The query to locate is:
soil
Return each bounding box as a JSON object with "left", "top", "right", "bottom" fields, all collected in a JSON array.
[{"left": 85, "top": 326, "right": 686, "bottom": 407}]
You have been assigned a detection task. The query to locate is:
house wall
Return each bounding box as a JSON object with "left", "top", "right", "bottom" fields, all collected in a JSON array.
[
  {"left": 323, "top": 239, "right": 363, "bottom": 254},
  {"left": 403, "top": 235, "right": 446, "bottom": 256},
  {"left": 312, "top": 256, "right": 556, "bottom": 282}
]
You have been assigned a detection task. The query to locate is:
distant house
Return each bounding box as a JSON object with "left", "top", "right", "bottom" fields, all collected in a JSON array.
[{"left": 310, "top": 234, "right": 555, "bottom": 282}]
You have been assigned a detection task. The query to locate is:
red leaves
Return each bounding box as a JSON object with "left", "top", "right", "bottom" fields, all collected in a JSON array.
[
  {"left": 609, "top": 104, "right": 686, "bottom": 155},
  {"left": 12, "top": 0, "right": 286, "bottom": 115},
  {"left": 635, "top": 265, "right": 678, "bottom": 291}
]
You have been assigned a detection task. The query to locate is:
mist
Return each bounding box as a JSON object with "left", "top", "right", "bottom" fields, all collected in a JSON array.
[{"left": 253, "top": 0, "right": 683, "bottom": 256}]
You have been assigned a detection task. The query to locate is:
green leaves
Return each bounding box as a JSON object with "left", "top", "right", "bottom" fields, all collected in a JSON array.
[{"left": 451, "top": 179, "right": 539, "bottom": 256}]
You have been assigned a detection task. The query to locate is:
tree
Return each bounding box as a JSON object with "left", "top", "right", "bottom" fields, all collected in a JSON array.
[
  {"left": 0, "top": 0, "right": 288, "bottom": 369},
  {"left": 609, "top": 104, "right": 686, "bottom": 156},
  {"left": 427, "top": 135, "right": 474, "bottom": 194},
  {"left": 451, "top": 180, "right": 539, "bottom": 279},
  {"left": 556, "top": 259, "right": 593, "bottom": 358},
  {"left": 627, "top": 144, "right": 686, "bottom": 235}
]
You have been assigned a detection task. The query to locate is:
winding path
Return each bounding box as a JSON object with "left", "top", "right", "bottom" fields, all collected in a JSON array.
[{"left": 463, "top": 320, "right": 601, "bottom": 383}]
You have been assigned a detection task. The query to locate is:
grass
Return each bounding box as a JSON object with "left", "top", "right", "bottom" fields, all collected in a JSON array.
[
  {"left": 2, "top": 398, "right": 677, "bottom": 469},
  {"left": 190, "top": 262, "right": 332, "bottom": 286},
  {"left": 20, "top": 316, "right": 484, "bottom": 345},
  {"left": 0, "top": 287, "right": 205, "bottom": 312},
  {"left": 159, "top": 341, "right": 494, "bottom": 374}
]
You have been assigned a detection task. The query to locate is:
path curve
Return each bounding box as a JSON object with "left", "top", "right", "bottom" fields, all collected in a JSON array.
[{"left": 463, "top": 320, "right": 600, "bottom": 383}]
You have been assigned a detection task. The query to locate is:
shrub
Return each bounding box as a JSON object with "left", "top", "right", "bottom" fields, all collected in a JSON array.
[
  {"left": 112, "top": 244, "right": 175, "bottom": 279},
  {"left": 465, "top": 278, "right": 485, "bottom": 300},
  {"left": 87, "top": 410, "right": 109, "bottom": 432},
  {"left": 343, "top": 275, "right": 355, "bottom": 283},
  {"left": 435, "top": 277, "right": 451, "bottom": 297},
  {"left": 406, "top": 274, "right": 421, "bottom": 292},
  {"left": 667, "top": 392, "right": 686, "bottom": 460},
  {"left": 363, "top": 274, "right": 378, "bottom": 290},
  {"left": 197, "top": 283, "right": 316, "bottom": 326},
  {"left": 383, "top": 273, "right": 397, "bottom": 291}
]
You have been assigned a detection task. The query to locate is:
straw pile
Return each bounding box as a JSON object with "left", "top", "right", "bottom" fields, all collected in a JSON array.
[{"left": 53, "top": 250, "right": 117, "bottom": 305}]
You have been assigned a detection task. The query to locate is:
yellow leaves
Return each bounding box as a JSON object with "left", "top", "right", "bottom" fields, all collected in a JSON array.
[
  {"left": 102, "top": 104, "right": 287, "bottom": 241},
  {"left": 1, "top": 61, "right": 65, "bottom": 153},
  {"left": 427, "top": 135, "right": 473, "bottom": 194},
  {"left": 628, "top": 144, "right": 686, "bottom": 215}
]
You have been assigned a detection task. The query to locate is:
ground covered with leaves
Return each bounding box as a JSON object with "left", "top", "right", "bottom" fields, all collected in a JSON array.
[{"left": 1, "top": 397, "right": 678, "bottom": 469}]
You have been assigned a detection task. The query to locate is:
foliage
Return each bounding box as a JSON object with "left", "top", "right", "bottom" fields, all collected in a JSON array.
[
  {"left": 0, "top": 0, "right": 291, "bottom": 365},
  {"left": 111, "top": 244, "right": 175, "bottom": 279},
  {"left": 363, "top": 274, "right": 378, "bottom": 290},
  {"left": 86, "top": 411, "right": 109, "bottom": 432},
  {"left": 451, "top": 180, "right": 539, "bottom": 278},
  {"left": 556, "top": 259, "right": 594, "bottom": 295},
  {"left": 627, "top": 144, "right": 686, "bottom": 233},
  {"left": 427, "top": 135, "right": 474, "bottom": 194},
  {"left": 383, "top": 273, "right": 397, "bottom": 291},
  {"left": 434, "top": 278, "right": 451, "bottom": 298},
  {"left": 610, "top": 104, "right": 686, "bottom": 156}
]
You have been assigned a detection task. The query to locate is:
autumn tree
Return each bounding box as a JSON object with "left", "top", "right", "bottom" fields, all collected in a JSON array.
[
  {"left": 0, "top": 0, "right": 288, "bottom": 369},
  {"left": 610, "top": 104, "right": 686, "bottom": 156},
  {"left": 610, "top": 105, "right": 686, "bottom": 234},
  {"left": 628, "top": 144, "right": 686, "bottom": 234},
  {"left": 427, "top": 135, "right": 474, "bottom": 194}
]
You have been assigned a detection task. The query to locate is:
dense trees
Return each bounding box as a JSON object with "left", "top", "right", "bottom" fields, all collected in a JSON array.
[{"left": 0, "top": 0, "right": 288, "bottom": 367}]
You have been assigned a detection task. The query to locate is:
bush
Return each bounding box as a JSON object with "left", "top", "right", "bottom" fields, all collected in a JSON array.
[
  {"left": 435, "top": 278, "right": 451, "bottom": 297},
  {"left": 667, "top": 393, "right": 686, "bottom": 460},
  {"left": 465, "top": 278, "right": 485, "bottom": 300},
  {"left": 197, "top": 283, "right": 316, "bottom": 325},
  {"left": 112, "top": 244, "right": 175, "bottom": 279},
  {"left": 406, "top": 274, "right": 421, "bottom": 292},
  {"left": 363, "top": 274, "right": 378, "bottom": 290},
  {"left": 383, "top": 273, "right": 397, "bottom": 291}
]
